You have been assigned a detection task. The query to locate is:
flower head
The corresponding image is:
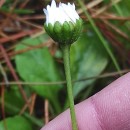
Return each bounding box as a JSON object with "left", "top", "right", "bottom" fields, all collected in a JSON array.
[{"left": 43, "top": 0, "right": 82, "bottom": 44}]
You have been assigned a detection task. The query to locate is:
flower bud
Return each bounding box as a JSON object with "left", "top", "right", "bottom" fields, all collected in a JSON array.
[{"left": 43, "top": 0, "right": 82, "bottom": 45}]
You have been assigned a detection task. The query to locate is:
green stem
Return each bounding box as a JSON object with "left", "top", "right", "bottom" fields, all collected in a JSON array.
[{"left": 61, "top": 44, "right": 78, "bottom": 130}]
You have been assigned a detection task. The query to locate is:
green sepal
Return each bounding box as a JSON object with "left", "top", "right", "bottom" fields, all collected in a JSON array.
[
  {"left": 44, "top": 23, "right": 58, "bottom": 41},
  {"left": 44, "top": 23, "right": 51, "bottom": 36},
  {"left": 62, "top": 21, "right": 71, "bottom": 43},
  {"left": 48, "top": 23, "right": 57, "bottom": 41},
  {"left": 69, "top": 21, "right": 75, "bottom": 33},
  {"left": 54, "top": 21, "right": 62, "bottom": 34},
  {"left": 53, "top": 21, "right": 62, "bottom": 42},
  {"left": 48, "top": 23, "right": 53, "bottom": 36},
  {"left": 72, "top": 19, "right": 83, "bottom": 42},
  {"left": 68, "top": 21, "right": 76, "bottom": 43}
]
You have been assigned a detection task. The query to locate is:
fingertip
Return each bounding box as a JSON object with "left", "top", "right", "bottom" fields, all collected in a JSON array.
[{"left": 41, "top": 72, "right": 130, "bottom": 130}]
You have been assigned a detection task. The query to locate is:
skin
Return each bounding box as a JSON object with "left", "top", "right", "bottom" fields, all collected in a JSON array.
[{"left": 41, "top": 72, "right": 130, "bottom": 130}]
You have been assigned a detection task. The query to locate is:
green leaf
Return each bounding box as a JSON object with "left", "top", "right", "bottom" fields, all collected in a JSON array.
[
  {"left": 71, "top": 31, "right": 108, "bottom": 97},
  {"left": 4, "top": 86, "right": 24, "bottom": 115},
  {"left": 0, "top": 116, "right": 32, "bottom": 130},
  {"left": 78, "top": 0, "right": 120, "bottom": 72},
  {"left": 0, "top": 101, "right": 43, "bottom": 127},
  {"left": 15, "top": 34, "right": 62, "bottom": 112}
]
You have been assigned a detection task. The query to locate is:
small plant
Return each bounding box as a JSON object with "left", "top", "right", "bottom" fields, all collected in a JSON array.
[{"left": 43, "top": 0, "right": 82, "bottom": 130}]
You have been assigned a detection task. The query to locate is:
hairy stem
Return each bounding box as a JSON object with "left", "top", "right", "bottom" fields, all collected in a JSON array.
[{"left": 61, "top": 44, "right": 78, "bottom": 130}]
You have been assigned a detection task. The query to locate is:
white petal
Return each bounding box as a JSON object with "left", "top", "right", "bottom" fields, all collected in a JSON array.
[
  {"left": 60, "top": 3, "right": 77, "bottom": 23},
  {"left": 43, "top": 9, "right": 49, "bottom": 24},
  {"left": 72, "top": 3, "right": 75, "bottom": 10},
  {"left": 43, "top": 0, "right": 80, "bottom": 25},
  {"left": 43, "top": 8, "right": 47, "bottom": 15},
  {"left": 51, "top": 0, "right": 56, "bottom": 8}
]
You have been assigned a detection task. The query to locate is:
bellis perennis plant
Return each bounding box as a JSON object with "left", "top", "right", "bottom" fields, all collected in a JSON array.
[
  {"left": 43, "top": 0, "right": 82, "bottom": 45},
  {"left": 43, "top": 1, "right": 82, "bottom": 130}
]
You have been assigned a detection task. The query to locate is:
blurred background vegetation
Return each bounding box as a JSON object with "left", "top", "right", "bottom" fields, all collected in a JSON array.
[{"left": 0, "top": 0, "right": 130, "bottom": 130}]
